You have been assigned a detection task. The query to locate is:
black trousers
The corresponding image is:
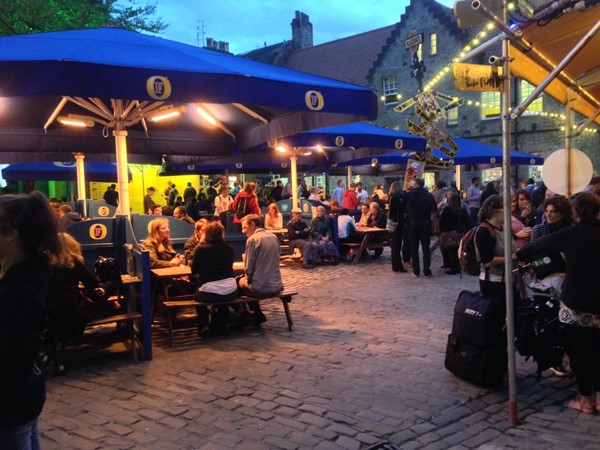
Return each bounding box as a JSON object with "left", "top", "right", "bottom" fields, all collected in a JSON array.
[
  {"left": 409, "top": 219, "right": 431, "bottom": 275},
  {"left": 390, "top": 226, "right": 404, "bottom": 271},
  {"left": 564, "top": 324, "right": 600, "bottom": 396}
]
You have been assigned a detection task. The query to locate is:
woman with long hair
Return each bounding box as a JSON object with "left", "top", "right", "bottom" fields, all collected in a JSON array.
[
  {"left": 439, "top": 192, "right": 469, "bottom": 274},
  {"left": 264, "top": 203, "right": 283, "bottom": 230},
  {"left": 231, "top": 182, "right": 261, "bottom": 230},
  {"left": 142, "top": 218, "right": 184, "bottom": 268},
  {"left": 0, "top": 192, "right": 62, "bottom": 448},
  {"left": 387, "top": 181, "right": 407, "bottom": 272},
  {"left": 44, "top": 232, "right": 103, "bottom": 375},
  {"left": 510, "top": 189, "right": 534, "bottom": 249},
  {"left": 191, "top": 221, "right": 238, "bottom": 337},
  {"left": 517, "top": 193, "right": 600, "bottom": 414}
]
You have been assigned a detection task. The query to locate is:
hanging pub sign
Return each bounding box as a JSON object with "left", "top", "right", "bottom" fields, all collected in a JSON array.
[{"left": 453, "top": 63, "right": 503, "bottom": 92}]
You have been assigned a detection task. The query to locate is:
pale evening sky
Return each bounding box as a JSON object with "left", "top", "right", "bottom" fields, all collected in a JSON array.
[{"left": 149, "top": 0, "right": 456, "bottom": 55}]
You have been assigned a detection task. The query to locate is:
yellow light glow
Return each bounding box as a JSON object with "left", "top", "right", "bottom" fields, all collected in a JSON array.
[
  {"left": 275, "top": 146, "right": 287, "bottom": 153},
  {"left": 57, "top": 116, "right": 94, "bottom": 128},
  {"left": 196, "top": 105, "right": 217, "bottom": 126}
]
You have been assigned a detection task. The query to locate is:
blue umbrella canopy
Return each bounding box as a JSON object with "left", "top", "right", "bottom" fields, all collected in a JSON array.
[
  {"left": 1, "top": 162, "right": 132, "bottom": 182},
  {"left": 0, "top": 28, "right": 377, "bottom": 213},
  {"left": 337, "top": 138, "right": 544, "bottom": 167}
]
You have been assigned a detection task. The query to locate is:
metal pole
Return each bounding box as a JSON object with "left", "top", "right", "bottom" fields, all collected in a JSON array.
[
  {"left": 347, "top": 166, "right": 352, "bottom": 190},
  {"left": 499, "top": 1, "right": 518, "bottom": 426},
  {"left": 290, "top": 153, "right": 299, "bottom": 209},
  {"left": 565, "top": 89, "right": 573, "bottom": 198},
  {"left": 114, "top": 126, "right": 131, "bottom": 217},
  {"left": 74, "top": 152, "right": 87, "bottom": 218}
]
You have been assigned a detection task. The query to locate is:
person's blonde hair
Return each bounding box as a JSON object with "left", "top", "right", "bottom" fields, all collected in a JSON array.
[
  {"left": 50, "top": 232, "right": 84, "bottom": 269},
  {"left": 146, "top": 218, "right": 175, "bottom": 253}
]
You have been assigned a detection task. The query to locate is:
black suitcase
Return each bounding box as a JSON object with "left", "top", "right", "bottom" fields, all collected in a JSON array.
[
  {"left": 444, "top": 333, "right": 507, "bottom": 388},
  {"left": 445, "top": 290, "right": 507, "bottom": 388},
  {"left": 451, "top": 290, "right": 505, "bottom": 347}
]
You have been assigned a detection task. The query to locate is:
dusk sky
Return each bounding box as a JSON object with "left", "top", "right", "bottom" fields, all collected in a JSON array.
[{"left": 150, "top": 0, "right": 456, "bottom": 54}]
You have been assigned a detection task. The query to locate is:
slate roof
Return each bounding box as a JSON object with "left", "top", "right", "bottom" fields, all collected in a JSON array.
[{"left": 285, "top": 25, "right": 396, "bottom": 87}]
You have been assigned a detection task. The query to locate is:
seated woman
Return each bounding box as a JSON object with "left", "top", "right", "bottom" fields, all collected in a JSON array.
[
  {"left": 44, "top": 232, "right": 104, "bottom": 375},
  {"left": 264, "top": 203, "right": 283, "bottom": 230},
  {"left": 141, "top": 218, "right": 184, "bottom": 268},
  {"left": 191, "top": 221, "right": 238, "bottom": 338}
]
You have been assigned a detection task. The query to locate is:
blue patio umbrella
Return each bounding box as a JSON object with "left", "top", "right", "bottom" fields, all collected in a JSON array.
[
  {"left": 0, "top": 27, "right": 377, "bottom": 214},
  {"left": 1, "top": 161, "right": 132, "bottom": 182},
  {"left": 336, "top": 138, "right": 544, "bottom": 167},
  {"left": 167, "top": 123, "right": 426, "bottom": 205}
]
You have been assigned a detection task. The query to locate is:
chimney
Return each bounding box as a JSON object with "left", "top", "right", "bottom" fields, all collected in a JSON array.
[
  {"left": 206, "top": 37, "right": 214, "bottom": 49},
  {"left": 291, "top": 11, "right": 313, "bottom": 50}
]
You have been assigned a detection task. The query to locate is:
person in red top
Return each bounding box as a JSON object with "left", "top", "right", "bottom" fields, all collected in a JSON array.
[
  {"left": 343, "top": 182, "right": 359, "bottom": 211},
  {"left": 231, "top": 182, "right": 261, "bottom": 231}
]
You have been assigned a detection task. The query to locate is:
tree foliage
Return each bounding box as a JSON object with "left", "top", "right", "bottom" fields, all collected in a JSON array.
[{"left": 0, "top": 0, "right": 167, "bottom": 36}]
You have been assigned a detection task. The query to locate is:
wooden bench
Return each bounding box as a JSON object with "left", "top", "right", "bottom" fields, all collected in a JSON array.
[
  {"left": 161, "top": 290, "right": 298, "bottom": 347},
  {"left": 86, "top": 312, "right": 143, "bottom": 362}
]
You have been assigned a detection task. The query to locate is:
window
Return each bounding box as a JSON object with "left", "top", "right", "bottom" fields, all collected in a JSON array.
[
  {"left": 521, "top": 80, "right": 543, "bottom": 113},
  {"left": 481, "top": 91, "right": 501, "bottom": 119},
  {"left": 417, "top": 45, "right": 422, "bottom": 62},
  {"left": 430, "top": 33, "right": 437, "bottom": 55},
  {"left": 382, "top": 75, "right": 399, "bottom": 104},
  {"left": 447, "top": 107, "right": 458, "bottom": 125}
]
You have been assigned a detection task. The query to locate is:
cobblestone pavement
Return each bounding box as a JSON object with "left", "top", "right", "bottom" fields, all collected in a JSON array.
[{"left": 40, "top": 250, "right": 600, "bottom": 449}]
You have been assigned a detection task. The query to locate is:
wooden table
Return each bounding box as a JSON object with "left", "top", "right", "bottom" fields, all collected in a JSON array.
[{"left": 349, "top": 226, "right": 389, "bottom": 265}]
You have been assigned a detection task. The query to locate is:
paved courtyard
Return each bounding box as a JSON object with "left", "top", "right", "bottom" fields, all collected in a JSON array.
[{"left": 40, "top": 250, "right": 600, "bottom": 449}]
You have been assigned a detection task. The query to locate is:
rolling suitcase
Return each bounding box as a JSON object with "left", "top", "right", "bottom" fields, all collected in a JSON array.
[{"left": 445, "top": 290, "right": 507, "bottom": 388}]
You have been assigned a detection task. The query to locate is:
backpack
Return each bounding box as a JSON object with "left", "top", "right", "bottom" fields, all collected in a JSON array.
[
  {"left": 458, "top": 222, "right": 494, "bottom": 276},
  {"left": 458, "top": 226, "right": 481, "bottom": 276},
  {"left": 235, "top": 196, "right": 252, "bottom": 220},
  {"left": 93, "top": 257, "right": 122, "bottom": 285}
]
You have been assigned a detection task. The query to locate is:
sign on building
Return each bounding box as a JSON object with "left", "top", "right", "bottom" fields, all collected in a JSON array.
[{"left": 453, "top": 63, "right": 503, "bottom": 92}]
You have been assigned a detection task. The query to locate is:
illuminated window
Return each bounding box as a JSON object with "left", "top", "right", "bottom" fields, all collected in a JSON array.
[
  {"left": 521, "top": 80, "right": 543, "bottom": 113},
  {"left": 481, "top": 91, "right": 501, "bottom": 119},
  {"left": 447, "top": 107, "right": 458, "bottom": 125},
  {"left": 417, "top": 45, "right": 422, "bottom": 61},
  {"left": 430, "top": 33, "right": 437, "bottom": 55},
  {"left": 382, "top": 75, "right": 399, "bottom": 104}
]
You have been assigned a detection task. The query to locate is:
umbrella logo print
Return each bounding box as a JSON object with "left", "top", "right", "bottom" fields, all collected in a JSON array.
[
  {"left": 335, "top": 136, "right": 345, "bottom": 146},
  {"left": 89, "top": 224, "right": 108, "bottom": 240},
  {"left": 305, "top": 91, "right": 324, "bottom": 111},
  {"left": 146, "top": 76, "right": 172, "bottom": 100}
]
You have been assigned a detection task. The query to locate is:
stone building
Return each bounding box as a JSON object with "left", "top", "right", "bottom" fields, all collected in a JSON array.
[{"left": 241, "top": 0, "right": 599, "bottom": 188}]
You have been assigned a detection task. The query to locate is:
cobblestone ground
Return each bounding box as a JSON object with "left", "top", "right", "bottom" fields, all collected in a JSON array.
[{"left": 40, "top": 250, "right": 600, "bottom": 449}]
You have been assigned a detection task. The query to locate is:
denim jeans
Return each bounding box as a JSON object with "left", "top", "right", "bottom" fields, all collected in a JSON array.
[{"left": 0, "top": 419, "right": 40, "bottom": 450}]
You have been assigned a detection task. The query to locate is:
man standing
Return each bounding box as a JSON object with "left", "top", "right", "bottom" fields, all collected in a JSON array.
[
  {"left": 168, "top": 183, "right": 179, "bottom": 207},
  {"left": 144, "top": 187, "right": 156, "bottom": 214},
  {"left": 467, "top": 177, "right": 482, "bottom": 226},
  {"left": 103, "top": 184, "right": 119, "bottom": 207},
  {"left": 238, "top": 214, "right": 284, "bottom": 326},
  {"left": 332, "top": 179, "right": 344, "bottom": 205},
  {"left": 183, "top": 182, "right": 197, "bottom": 202},
  {"left": 405, "top": 178, "right": 437, "bottom": 277},
  {"left": 355, "top": 182, "right": 368, "bottom": 206},
  {"left": 269, "top": 180, "right": 283, "bottom": 203}
]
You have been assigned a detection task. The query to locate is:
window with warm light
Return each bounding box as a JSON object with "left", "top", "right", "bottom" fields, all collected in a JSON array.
[
  {"left": 417, "top": 45, "right": 422, "bottom": 62},
  {"left": 382, "top": 75, "right": 399, "bottom": 104},
  {"left": 481, "top": 91, "right": 501, "bottom": 119},
  {"left": 430, "top": 33, "right": 437, "bottom": 55},
  {"left": 521, "top": 80, "right": 543, "bottom": 114}
]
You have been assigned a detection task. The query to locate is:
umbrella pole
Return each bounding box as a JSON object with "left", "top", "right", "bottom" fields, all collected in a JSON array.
[
  {"left": 114, "top": 127, "right": 131, "bottom": 217},
  {"left": 500, "top": 3, "right": 518, "bottom": 426},
  {"left": 455, "top": 165, "right": 461, "bottom": 191},
  {"left": 290, "top": 153, "right": 299, "bottom": 209},
  {"left": 347, "top": 166, "right": 352, "bottom": 190},
  {"left": 75, "top": 152, "right": 87, "bottom": 218}
]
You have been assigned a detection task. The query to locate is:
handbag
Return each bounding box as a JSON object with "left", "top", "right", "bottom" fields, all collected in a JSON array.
[
  {"left": 386, "top": 217, "right": 398, "bottom": 233},
  {"left": 430, "top": 212, "right": 441, "bottom": 236},
  {"left": 440, "top": 230, "right": 464, "bottom": 249}
]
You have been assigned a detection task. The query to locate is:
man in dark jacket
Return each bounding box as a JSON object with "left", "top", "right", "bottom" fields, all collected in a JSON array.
[
  {"left": 405, "top": 178, "right": 437, "bottom": 277},
  {"left": 103, "top": 184, "right": 119, "bottom": 207}
]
